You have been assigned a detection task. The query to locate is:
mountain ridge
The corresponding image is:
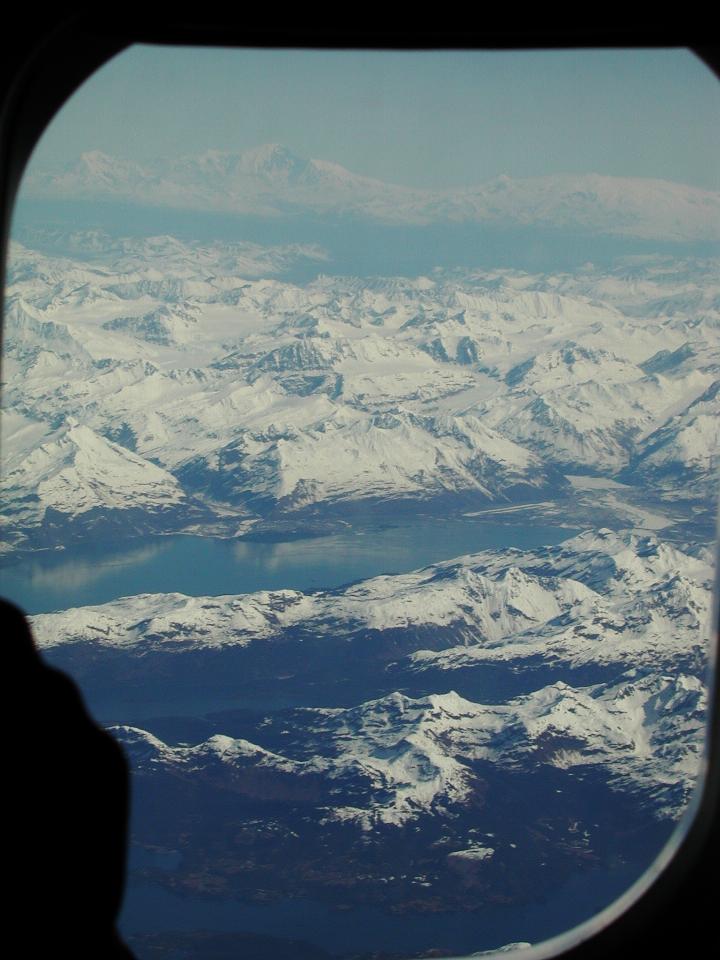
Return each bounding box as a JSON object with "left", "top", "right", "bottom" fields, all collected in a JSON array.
[{"left": 24, "top": 144, "right": 720, "bottom": 241}]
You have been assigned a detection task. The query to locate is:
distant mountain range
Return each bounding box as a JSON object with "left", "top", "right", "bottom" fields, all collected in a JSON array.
[{"left": 24, "top": 143, "right": 720, "bottom": 242}]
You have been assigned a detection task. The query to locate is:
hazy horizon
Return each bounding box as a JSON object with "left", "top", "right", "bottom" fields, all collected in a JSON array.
[{"left": 26, "top": 46, "right": 720, "bottom": 192}]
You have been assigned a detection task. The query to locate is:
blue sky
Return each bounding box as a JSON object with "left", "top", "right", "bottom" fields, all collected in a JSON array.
[{"left": 30, "top": 46, "right": 720, "bottom": 190}]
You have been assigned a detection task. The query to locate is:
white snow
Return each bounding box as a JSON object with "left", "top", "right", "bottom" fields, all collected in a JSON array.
[
  {"left": 4, "top": 235, "right": 719, "bottom": 549},
  {"left": 31, "top": 529, "right": 712, "bottom": 680},
  {"left": 112, "top": 666, "right": 707, "bottom": 826},
  {"left": 23, "top": 146, "right": 720, "bottom": 241}
]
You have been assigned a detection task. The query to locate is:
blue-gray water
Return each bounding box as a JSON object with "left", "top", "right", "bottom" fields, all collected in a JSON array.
[
  {"left": 120, "top": 859, "right": 641, "bottom": 957},
  {"left": 0, "top": 518, "right": 577, "bottom": 615},
  {"left": 14, "top": 198, "right": 719, "bottom": 278}
]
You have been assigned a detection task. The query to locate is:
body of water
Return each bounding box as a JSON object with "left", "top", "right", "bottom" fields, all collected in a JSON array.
[
  {"left": 15, "top": 198, "right": 719, "bottom": 278},
  {"left": 120, "top": 857, "right": 643, "bottom": 958},
  {"left": 1, "top": 517, "right": 578, "bottom": 615}
]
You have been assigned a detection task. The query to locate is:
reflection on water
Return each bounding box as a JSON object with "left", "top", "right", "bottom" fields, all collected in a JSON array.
[
  {"left": 229, "top": 526, "right": 458, "bottom": 569},
  {"left": 20, "top": 541, "right": 169, "bottom": 594},
  {"left": 0, "top": 517, "right": 578, "bottom": 615}
]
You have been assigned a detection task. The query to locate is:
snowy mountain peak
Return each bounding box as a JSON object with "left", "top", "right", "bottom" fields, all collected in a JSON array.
[
  {"left": 24, "top": 148, "right": 720, "bottom": 240},
  {"left": 78, "top": 149, "right": 116, "bottom": 170},
  {"left": 1, "top": 417, "right": 187, "bottom": 532},
  {"left": 238, "top": 143, "right": 308, "bottom": 183}
]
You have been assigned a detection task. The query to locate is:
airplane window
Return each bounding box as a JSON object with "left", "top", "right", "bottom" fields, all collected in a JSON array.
[{"left": 1, "top": 45, "right": 719, "bottom": 960}]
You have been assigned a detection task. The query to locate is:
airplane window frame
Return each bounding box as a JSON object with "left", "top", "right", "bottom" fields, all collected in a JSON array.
[{"left": 1, "top": 16, "right": 718, "bottom": 960}]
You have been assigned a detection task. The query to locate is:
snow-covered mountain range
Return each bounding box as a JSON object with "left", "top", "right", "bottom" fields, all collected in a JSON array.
[
  {"left": 3, "top": 233, "right": 719, "bottom": 552},
  {"left": 32, "top": 529, "right": 711, "bottom": 674},
  {"left": 24, "top": 523, "right": 709, "bottom": 944},
  {"left": 115, "top": 668, "right": 705, "bottom": 831},
  {"left": 32, "top": 528, "right": 712, "bottom": 826},
  {"left": 31, "top": 526, "right": 706, "bottom": 938},
  {"left": 3, "top": 198, "right": 717, "bottom": 955},
  {"left": 24, "top": 144, "right": 720, "bottom": 241}
]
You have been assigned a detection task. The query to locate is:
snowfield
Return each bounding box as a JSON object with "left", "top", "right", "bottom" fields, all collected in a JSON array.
[{"left": 3, "top": 230, "right": 719, "bottom": 551}]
